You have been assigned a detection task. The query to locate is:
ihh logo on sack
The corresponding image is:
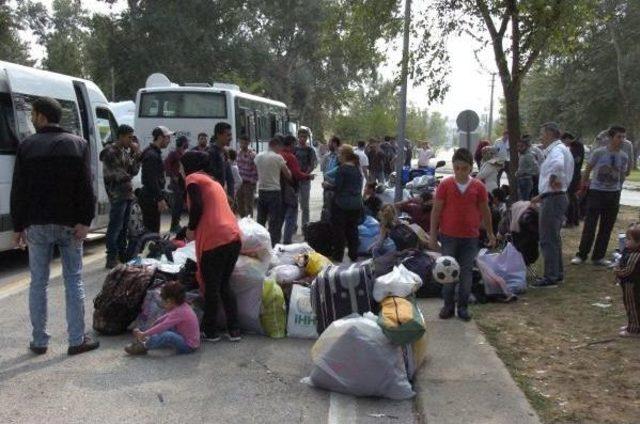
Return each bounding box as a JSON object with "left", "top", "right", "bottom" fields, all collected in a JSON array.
[
  {"left": 297, "top": 296, "right": 314, "bottom": 315},
  {"left": 294, "top": 314, "right": 317, "bottom": 326}
]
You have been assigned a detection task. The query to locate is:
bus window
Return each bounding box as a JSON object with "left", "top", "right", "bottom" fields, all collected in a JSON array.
[
  {"left": 12, "top": 94, "right": 81, "bottom": 140},
  {"left": 0, "top": 93, "right": 18, "bottom": 154},
  {"left": 139, "top": 91, "right": 227, "bottom": 119},
  {"left": 96, "top": 107, "right": 119, "bottom": 146}
]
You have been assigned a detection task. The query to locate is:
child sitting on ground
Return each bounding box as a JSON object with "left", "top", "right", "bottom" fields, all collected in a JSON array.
[
  {"left": 613, "top": 223, "right": 640, "bottom": 338},
  {"left": 125, "top": 281, "right": 201, "bottom": 355}
]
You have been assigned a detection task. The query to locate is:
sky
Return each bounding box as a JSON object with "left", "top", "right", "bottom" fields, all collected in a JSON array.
[{"left": 31, "top": 0, "right": 501, "bottom": 123}]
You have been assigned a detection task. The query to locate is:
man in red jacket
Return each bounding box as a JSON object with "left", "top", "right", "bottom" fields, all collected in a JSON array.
[{"left": 281, "top": 135, "right": 315, "bottom": 244}]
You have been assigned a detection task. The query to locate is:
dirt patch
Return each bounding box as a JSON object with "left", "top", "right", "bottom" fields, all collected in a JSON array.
[{"left": 472, "top": 205, "right": 640, "bottom": 424}]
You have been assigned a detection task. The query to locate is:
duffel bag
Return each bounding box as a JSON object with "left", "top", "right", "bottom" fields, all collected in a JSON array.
[
  {"left": 389, "top": 223, "right": 420, "bottom": 251},
  {"left": 93, "top": 265, "right": 155, "bottom": 335},
  {"left": 401, "top": 251, "right": 442, "bottom": 298},
  {"left": 304, "top": 221, "right": 335, "bottom": 257},
  {"left": 310, "top": 262, "right": 377, "bottom": 334},
  {"left": 378, "top": 296, "right": 426, "bottom": 345}
]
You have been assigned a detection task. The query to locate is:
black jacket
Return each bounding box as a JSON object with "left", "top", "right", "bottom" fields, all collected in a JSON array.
[
  {"left": 206, "top": 143, "right": 234, "bottom": 197},
  {"left": 140, "top": 144, "right": 166, "bottom": 202},
  {"left": 10, "top": 125, "right": 95, "bottom": 232}
]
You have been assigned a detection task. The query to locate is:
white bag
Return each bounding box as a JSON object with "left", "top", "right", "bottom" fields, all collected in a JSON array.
[
  {"left": 227, "top": 255, "right": 269, "bottom": 334},
  {"left": 271, "top": 264, "right": 304, "bottom": 284},
  {"left": 272, "top": 243, "right": 314, "bottom": 267},
  {"left": 287, "top": 285, "right": 318, "bottom": 339},
  {"left": 302, "top": 314, "right": 415, "bottom": 400},
  {"left": 239, "top": 217, "right": 272, "bottom": 259},
  {"left": 373, "top": 264, "right": 423, "bottom": 302},
  {"left": 476, "top": 243, "right": 527, "bottom": 295}
]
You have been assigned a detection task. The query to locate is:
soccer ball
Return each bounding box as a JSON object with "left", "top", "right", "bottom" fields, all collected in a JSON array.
[{"left": 433, "top": 256, "right": 460, "bottom": 284}]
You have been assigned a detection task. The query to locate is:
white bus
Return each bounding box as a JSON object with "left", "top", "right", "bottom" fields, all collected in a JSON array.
[
  {"left": 0, "top": 61, "right": 117, "bottom": 252},
  {"left": 134, "top": 73, "right": 292, "bottom": 152}
]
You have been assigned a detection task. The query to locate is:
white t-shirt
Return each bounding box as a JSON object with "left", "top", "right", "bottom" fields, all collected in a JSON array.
[
  {"left": 417, "top": 148, "right": 433, "bottom": 167},
  {"left": 254, "top": 150, "right": 286, "bottom": 191},
  {"left": 455, "top": 178, "right": 471, "bottom": 194},
  {"left": 356, "top": 148, "right": 369, "bottom": 174}
]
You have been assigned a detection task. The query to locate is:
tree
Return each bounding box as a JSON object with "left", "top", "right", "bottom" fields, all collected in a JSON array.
[
  {"left": 0, "top": 1, "right": 33, "bottom": 65},
  {"left": 422, "top": 0, "right": 597, "bottom": 193}
]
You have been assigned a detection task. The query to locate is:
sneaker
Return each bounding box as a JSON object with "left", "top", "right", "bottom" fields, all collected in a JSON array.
[
  {"left": 226, "top": 329, "right": 242, "bottom": 342},
  {"left": 29, "top": 343, "right": 47, "bottom": 355},
  {"left": 619, "top": 330, "right": 640, "bottom": 338},
  {"left": 105, "top": 257, "right": 119, "bottom": 269},
  {"left": 570, "top": 256, "right": 584, "bottom": 265},
  {"left": 439, "top": 307, "right": 455, "bottom": 320},
  {"left": 592, "top": 259, "right": 612, "bottom": 267},
  {"left": 124, "top": 341, "right": 148, "bottom": 355},
  {"left": 202, "top": 332, "right": 221, "bottom": 343},
  {"left": 531, "top": 278, "right": 559, "bottom": 288},
  {"left": 68, "top": 335, "right": 100, "bottom": 355},
  {"left": 457, "top": 308, "right": 472, "bottom": 322}
]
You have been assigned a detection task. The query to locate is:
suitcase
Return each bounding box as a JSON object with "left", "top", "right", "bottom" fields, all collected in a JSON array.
[
  {"left": 311, "top": 262, "right": 377, "bottom": 334},
  {"left": 304, "top": 221, "right": 335, "bottom": 257}
]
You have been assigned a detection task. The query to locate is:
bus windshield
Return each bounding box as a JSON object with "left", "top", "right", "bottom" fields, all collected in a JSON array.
[{"left": 139, "top": 91, "right": 227, "bottom": 119}]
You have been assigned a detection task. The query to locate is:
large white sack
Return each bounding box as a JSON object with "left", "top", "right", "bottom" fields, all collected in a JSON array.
[
  {"left": 287, "top": 284, "right": 318, "bottom": 339},
  {"left": 302, "top": 314, "right": 415, "bottom": 400},
  {"left": 239, "top": 217, "right": 272, "bottom": 259},
  {"left": 373, "top": 264, "right": 423, "bottom": 302},
  {"left": 271, "top": 264, "right": 304, "bottom": 285},
  {"left": 272, "top": 243, "right": 314, "bottom": 267},
  {"left": 226, "top": 255, "right": 269, "bottom": 334}
]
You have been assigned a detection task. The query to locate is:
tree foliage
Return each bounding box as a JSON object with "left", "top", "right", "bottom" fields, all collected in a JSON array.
[{"left": 0, "top": 0, "right": 33, "bottom": 65}]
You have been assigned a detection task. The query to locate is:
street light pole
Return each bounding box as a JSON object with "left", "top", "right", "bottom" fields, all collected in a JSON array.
[
  {"left": 488, "top": 72, "right": 495, "bottom": 139},
  {"left": 394, "top": 0, "right": 412, "bottom": 202}
]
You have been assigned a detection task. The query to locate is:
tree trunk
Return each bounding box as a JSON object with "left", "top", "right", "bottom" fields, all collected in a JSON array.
[{"left": 503, "top": 84, "right": 521, "bottom": 199}]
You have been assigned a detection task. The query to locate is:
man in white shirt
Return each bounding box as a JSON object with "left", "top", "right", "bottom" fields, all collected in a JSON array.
[
  {"left": 532, "top": 122, "right": 574, "bottom": 287},
  {"left": 254, "top": 136, "right": 292, "bottom": 245},
  {"left": 495, "top": 130, "right": 510, "bottom": 186},
  {"left": 355, "top": 140, "right": 369, "bottom": 181},
  {"left": 417, "top": 141, "right": 434, "bottom": 168}
]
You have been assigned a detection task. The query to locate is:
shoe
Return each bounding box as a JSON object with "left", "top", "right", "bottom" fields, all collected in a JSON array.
[
  {"left": 620, "top": 325, "right": 629, "bottom": 331},
  {"left": 68, "top": 335, "right": 100, "bottom": 355},
  {"left": 592, "top": 259, "right": 612, "bottom": 267},
  {"left": 29, "top": 343, "right": 47, "bottom": 355},
  {"left": 531, "top": 278, "right": 559, "bottom": 288},
  {"left": 570, "top": 256, "right": 584, "bottom": 265},
  {"left": 457, "top": 308, "right": 472, "bottom": 322},
  {"left": 439, "top": 307, "right": 455, "bottom": 320},
  {"left": 105, "top": 257, "right": 119, "bottom": 269},
  {"left": 124, "top": 341, "right": 148, "bottom": 355},
  {"left": 202, "top": 332, "right": 221, "bottom": 342},
  {"left": 619, "top": 330, "right": 640, "bottom": 338},
  {"left": 226, "top": 329, "right": 242, "bottom": 342}
]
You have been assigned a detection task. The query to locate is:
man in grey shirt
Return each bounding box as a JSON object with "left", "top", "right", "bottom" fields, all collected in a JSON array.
[
  {"left": 594, "top": 129, "right": 633, "bottom": 176},
  {"left": 572, "top": 126, "right": 628, "bottom": 266}
]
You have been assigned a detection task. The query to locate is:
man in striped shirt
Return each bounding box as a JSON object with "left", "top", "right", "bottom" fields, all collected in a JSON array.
[{"left": 236, "top": 134, "right": 258, "bottom": 217}]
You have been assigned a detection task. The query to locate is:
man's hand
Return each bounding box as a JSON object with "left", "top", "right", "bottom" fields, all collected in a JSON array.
[
  {"left": 428, "top": 237, "right": 439, "bottom": 252},
  {"left": 12, "top": 231, "right": 26, "bottom": 250},
  {"left": 73, "top": 224, "right": 89, "bottom": 241},
  {"left": 186, "top": 229, "right": 195, "bottom": 241},
  {"left": 550, "top": 179, "right": 562, "bottom": 191},
  {"left": 130, "top": 141, "right": 140, "bottom": 153},
  {"left": 531, "top": 195, "right": 541, "bottom": 204},
  {"left": 486, "top": 233, "right": 497, "bottom": 249},
  {"left": 158, "top": 199, "right": 168, "bottom": 212}
]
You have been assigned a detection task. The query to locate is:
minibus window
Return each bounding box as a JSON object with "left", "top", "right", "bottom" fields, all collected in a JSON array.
[
  {"left": 96, "top": 107, "right": 119, "bottom": 146},
  {"left": 12, "top": 94, "right": 82, "bottom": 140},
  {"left": 139, "top": 91, "right": 227, "bottom": 119},
  {"left": 0, "top": 93, "right": 18, "bottom": 154}
]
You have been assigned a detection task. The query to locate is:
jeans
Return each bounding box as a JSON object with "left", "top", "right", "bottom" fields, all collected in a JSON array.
[
  {"left": 321, "top": 189, "right": 335, "bottom": 222},
  {"left": 283, "top": 201, "right": 299, "bottom": 244},
  {"left": 257, "top": 190, "right": 283, "bottom": 245},
  {"left": 237, "top": 181, "right": 256, "bottom": 218},
  {"left": 516, "top": 176, "right": 533, "bottom": 201},
  {"left": 440, "top": 235, "right": 478, "bottom": 311},
  {"left": 332, "top": 206, "right": 362, "bottom": 262},
  {"left": 298, "top": 180, "right": 311, "bottom": 229},
  {"left": 27, "top": 224, "right": 86, "bottom": 347},
  {"left": 200, "top": 241, "right": 241, "bottom": 336},
  {"left": 577, "top": 190, "right": 621, "bottom": 261},
  {"left": 539, "top": 193, "right": 568, "bottom": 281},
  {"left": 106, "top": 199, "right": 131, "bottom": 260},
  {"left": 146, "top": 330, "right": 195, "bottom": 354}
]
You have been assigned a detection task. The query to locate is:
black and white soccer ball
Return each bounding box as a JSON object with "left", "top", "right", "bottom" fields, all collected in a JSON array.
[{"left": 432, "top": 256, "right": 460, "bottom": 284}]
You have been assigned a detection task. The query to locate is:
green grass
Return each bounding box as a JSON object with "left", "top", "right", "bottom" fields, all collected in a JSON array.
[{"left": 625, "top": 168, "right": 640, "bottom": 183}]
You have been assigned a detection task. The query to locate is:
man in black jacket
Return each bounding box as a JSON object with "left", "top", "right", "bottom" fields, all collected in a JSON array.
[
  {"left": 207, "top": 122, "right": 234, "bottom": 197},
  {"left": 139, "top": 126, "right": 172, "bottom": 233},
  {"left": 10, "top": 96, "right": 99, "bottom": 356}
]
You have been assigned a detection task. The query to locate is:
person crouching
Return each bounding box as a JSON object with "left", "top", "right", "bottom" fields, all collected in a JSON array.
[
  {"left": 180, "top": 151, "right": 242, "bottom": 342},
  {"left": 614, "top": 224, "right": 640, "bottom": 338},
  {"left": 126, "top": 281, "right": 200, "bottom": 355}
]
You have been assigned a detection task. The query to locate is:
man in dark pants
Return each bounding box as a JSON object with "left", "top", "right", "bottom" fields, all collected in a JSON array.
[
  {"left": 294, "top": 127, "right": 317, "bottom": 230},
  {"left": 562, "top": 132, "right": 584, "bottom": 227},
  {"left": 207, "top": 122, "right": 234, "bottom": 197},
  {"left": 572, "top": 126, "right": 628, "bottom": 267},
  {"left": 165, "top": 135, "right": 189, "bottom": 232},
  {"left": 140, "top": 126, "right": 172, "bottom": 233},
  {"left": 100, "top": 124, "right": 140, "bottom": 268},
  {"left": 11, "top": 96, "right": 99, "bottom": 355}
]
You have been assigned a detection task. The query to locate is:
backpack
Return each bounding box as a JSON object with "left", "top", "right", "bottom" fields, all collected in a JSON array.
[{"left": 92, "top": 265, "right": 155, "bottom": 335}]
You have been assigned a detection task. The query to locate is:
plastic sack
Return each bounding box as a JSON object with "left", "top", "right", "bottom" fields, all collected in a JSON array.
[
  {"left": 272, "top": 264, "right": 304, "bottom": 285},
  {"left": 358, "top": 216, "right": 381, "bottom": 255},
  {"left": 378, "top": 297, "right": 426, "bottom": 345},
  {"left": 404, "top": 332, "right": 428, "bottom": 381},
  {"left": 170, "top": 241, "right": 197, "bottom": 267},
  {"left": 373, "top": 264, "right": 422, "bottom": 302},
  {"left": 272, "top": 243, "right": 314, "bottom": 267},
  {"left": 476, "top": 242, "right": 527, "bottom": 295},
  {"left": 239, "top": 217, "right": 272, "bottom": 259},
  {"left": 298, "top": 252, "right": 332, "bottom": 277},
  {"left": 287, "top": 284, "right": 318, "bottom": 339},
  {"left": 260, "top": 278, "right": 286, "bottom": 338},
  {"left": 303, "top": 314, "right": 415, "bottom": 400},
  {"left": 228, "top": 255, "right": 269, "bottom": 334}
]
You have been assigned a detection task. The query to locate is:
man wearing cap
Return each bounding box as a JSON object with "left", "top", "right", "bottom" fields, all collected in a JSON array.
[
  {"left": 165, "top": 135, "right": 189, "bottom": 233},
  {"left": 139, "top": 126, "right": 172, "bottom": 233},
  {"left": 531, "top": 122, "right": 574, "bottom": 287}
]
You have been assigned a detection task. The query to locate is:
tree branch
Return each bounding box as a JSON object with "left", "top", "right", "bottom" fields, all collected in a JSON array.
[
  {"left": 510, "top": 0, "right": 520, "bottom": 80},
  {"left": 475, "top": 0, "right": 511, "bottom": 84}
]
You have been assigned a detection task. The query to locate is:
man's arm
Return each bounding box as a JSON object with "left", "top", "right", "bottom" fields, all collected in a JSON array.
[
  {"left": 280, "top": 161, "right": 292, "bottom": 181},
  {"left": 141, "top": 155, "right": 163, "bottom": 202},
  {"left": 429, "top": 199, "right": 444, "bottom": 250},
  {"left": 10, "top": 145, "right": 27, "bottom": 234},
  {"left": 480, "top": 199, "right": 495, "bottom": 246},
  {"left": 310, "top": 148, "right": 318, "bottom": 171}
]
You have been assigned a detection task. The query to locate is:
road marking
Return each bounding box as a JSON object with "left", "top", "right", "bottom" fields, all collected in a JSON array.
[
  {"left": 0, "top": 250, "right": 105, "bottom": 301},
  {"left": 328, "top": 392, "right": 357, "bottom": 424}
]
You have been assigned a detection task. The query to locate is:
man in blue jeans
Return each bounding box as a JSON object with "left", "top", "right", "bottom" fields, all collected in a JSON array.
[
  {"left": 100, "top": 124, "right": 140, "bottom": 268},
  {"left": 10, "top": 97, "right": 99, "bottom": 355}
]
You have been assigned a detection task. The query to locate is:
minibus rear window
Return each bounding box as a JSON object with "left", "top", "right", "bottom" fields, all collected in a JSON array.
[{"left": 139, "top": 91, "right": 227, "bottom": 119}]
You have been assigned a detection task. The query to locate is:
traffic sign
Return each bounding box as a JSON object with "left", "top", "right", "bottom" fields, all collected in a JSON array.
[{"left": 456, "top": 110, "right": 480, "bottom": 133}]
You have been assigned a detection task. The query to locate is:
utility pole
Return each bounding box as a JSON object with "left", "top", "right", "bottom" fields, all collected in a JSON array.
[
  {"left": 110, "top": 66, "right": 115, "bottom": 101},
  {"left": 488, "top": 72, "right": 496, "bottom": 140},
  {"left": 394, "top": 0, "right": 411, "bottom": 202}
]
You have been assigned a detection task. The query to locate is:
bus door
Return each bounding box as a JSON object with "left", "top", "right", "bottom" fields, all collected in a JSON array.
[{"left": 72, "top": 81, "right": 100, "bottom": 214}]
